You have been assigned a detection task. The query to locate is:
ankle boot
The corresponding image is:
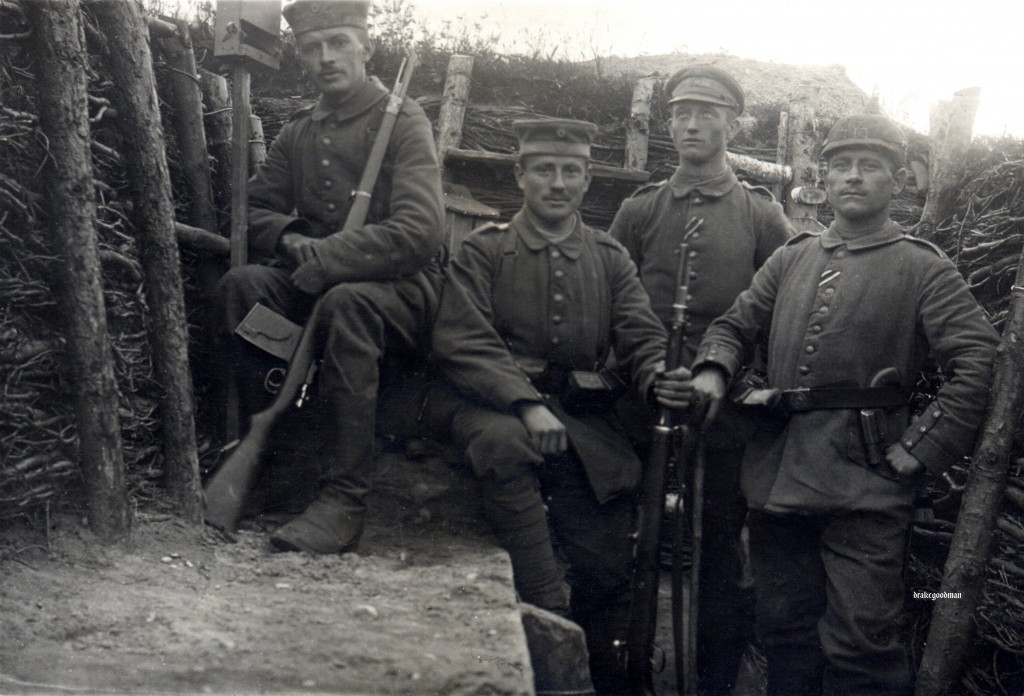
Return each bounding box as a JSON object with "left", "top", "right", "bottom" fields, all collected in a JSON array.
[{"left": 269, "top": 483, "right": 365, "bottom": 554}]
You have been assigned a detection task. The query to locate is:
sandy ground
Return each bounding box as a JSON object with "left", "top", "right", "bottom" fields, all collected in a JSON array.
[{"left": 0, "top": 451, "right": 534, "bottom": 696}]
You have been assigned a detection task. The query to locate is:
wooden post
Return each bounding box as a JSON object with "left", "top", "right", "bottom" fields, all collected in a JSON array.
[
  {"left": 155, "top": 18, "right": 217, "bottom": 236},
  {"left": 783, "top": 84, "right": 823, "bottom": 233},
  {"left": 916, "top": 87, "right": 981, "bottom": 241},
  {"left": 915, "top": 243, "right": 1024, "bottom": 696},
  {"left": 90, "top": 0, "right": 202, "bottom": 523},
  {"left": 773, "top": 111, "right": 790, "bottom": 202},
  {"left": 625, "top": 77, "right": 657, "bottom": 172},
  {"left": 229, "top": 65, "right": 251, "bottom": 269},
  {"left": 435, "top": 54, "right": 474, "bottom": 172},
  {"left": 200, "top": 69, "right": 233, "bottom": 231},
  {"left": 24, "top": 0, "right": 129, "bottom": 542}
]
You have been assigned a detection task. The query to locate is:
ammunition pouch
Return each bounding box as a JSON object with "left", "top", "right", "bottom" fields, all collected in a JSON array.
[{"left": 516, "top": 356, "right": 626, "bottom": 415}]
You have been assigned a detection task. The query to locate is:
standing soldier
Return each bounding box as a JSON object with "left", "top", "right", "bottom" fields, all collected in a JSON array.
[
  {"left": 430, "top": 119, "right": 693, "bottom": 694},
  {"left": 608, "top": 64, "right": 794, "bottom": 694},
  {"left": 690, "top": 113, "right": 998, "bottom": 695},
  {"left": 215, "top": 0, "right": 444, "bottom": 553}
]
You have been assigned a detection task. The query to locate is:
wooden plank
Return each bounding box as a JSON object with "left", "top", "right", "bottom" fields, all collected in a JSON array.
[
  {"left": 436, "top": 54, "right": 474, "bottom": 169},
  {"left": 727, "top": 152, "right": 791, "bottom": 186},
  {"left": 782, "top": 84, "right": 823, "bottom": 232},
  {"left": 445, "top": 148, "right": 650, "bottom": 183},
  {"left": 625, "top": 77, "right": 657, "bottom": 171},
  {"left": 175, "top": 221, "right": 229, "bottom": 255}
]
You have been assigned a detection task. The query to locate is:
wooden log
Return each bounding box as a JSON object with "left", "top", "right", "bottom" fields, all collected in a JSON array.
[
  {"left": 916, "top": 87, "right": 981, "bottom": 241},
  {"left": 200, "top": 69, "right": 233, "bottom": 232},
  {"left": 24, "top": 0, "right": 129, "bottom": 542},
  {"left": 435, "top": 54, "right": 474, "bottom": 171},
  {"left": 625, "top": 77, "right": 657, "bottom": 172},
  {"left": 727, "top": 152, "right": 791, "bottom": 186},
  {"left": 915, "top": 242, "right": 1024, "bottom": 696},
  {"left": 175, "top": 221, "right": 229, "bottom": 255},
  {"left": 90, "top": 0, "right": 202, "bottom": 523},
  {"left": 773, "top": 110, "right": 790, "bottom": 201},
  {"left": 783, "top": 84, "right": 823, "bottom": 233},
  {"left": 229, "top": 64, "right": 251, "bottom": 268},
  {"left": 154, "top": 18, "right": 217, "bottom": 236}
]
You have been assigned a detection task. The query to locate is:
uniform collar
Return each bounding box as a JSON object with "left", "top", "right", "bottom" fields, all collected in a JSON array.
[
  {"left": 820, "top": 219, "right": 904, "bottom": 250},
  {"left": 669, "top": 166, "right": 738, "bottom": 199},
  {"left": 511, "top": 211, "right": 585, "bottom": 259},
  {"left": 311, "top": 78, "right": 388, "bottom": 123}
]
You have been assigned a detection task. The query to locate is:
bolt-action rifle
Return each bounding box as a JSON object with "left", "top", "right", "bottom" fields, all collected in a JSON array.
[
  {"left": 624, "top": 217, "right": 702, "bottom": 695},
  {"left": 202, "top": 54, "right": 420, "bottom": 533}
]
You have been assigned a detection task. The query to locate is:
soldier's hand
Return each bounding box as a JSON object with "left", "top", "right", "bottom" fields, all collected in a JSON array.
[
  {"left": 279, "top": 233, "right": 320, "bottom": 266},
  {"left": 653, "top": 365, "right": 694, "bottom": 410},
  {"left": 518, "top": 403, "right": 568, "bottom": 456},
  {"left": 691, "top": 367, "right": 727, "bottom": 430},
  {"left": 886, "top": 443, "right": 924, "bottom": 479},
  {"left": 290, "top": 261, "right": 325, "bottom": 296}
]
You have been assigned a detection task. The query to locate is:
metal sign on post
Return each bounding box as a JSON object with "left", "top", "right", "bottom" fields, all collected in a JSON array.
[{"left": 213, "top": 0, "right": 282, "bottom": 439}]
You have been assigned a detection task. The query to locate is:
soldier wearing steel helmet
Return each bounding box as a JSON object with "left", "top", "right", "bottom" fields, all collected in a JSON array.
[
  {"left": 215, "top": 0, "right": 444, "bottom": 554},
  {"left": 689, "top": 112, "right": 998, "bottom": 694},
  {"left": 429, "top": 119, "right": 694, "bottom": 694},
  {"left": 608, "top": 64, "right": 794, "bottom": 694}
]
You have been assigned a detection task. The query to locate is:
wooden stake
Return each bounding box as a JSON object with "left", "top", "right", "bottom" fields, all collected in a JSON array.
[
  {"left": 249, "top": 114, "right": 267, "bottom": 173},
  {"left": 625, "top": 77, "right": 656, "bottom": 172},
  {"left": 915, "top": 242, "right": 1024, "bottom": 695},
  {"left": 24, "top": 0, "right": 129, "bottom": 542},
  {"left": 916, "top": 87, "right": 981, "bottom": 242},
  {"left": 435, "top": 54, "right": 474, "bottom": 173},
  {"left": 229, "top": 64, "right": 252, "bottom": 269},
  {"left": 783, "top": 83, "right": 822, "bottom": 233},
  {"left": 91, "top": 0, "right": 202, "bottom": 523}
]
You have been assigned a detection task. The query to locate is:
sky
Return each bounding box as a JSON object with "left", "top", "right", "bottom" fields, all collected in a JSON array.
[{"left": 410, "top": 0, "right": 1023, "bottom": 138}]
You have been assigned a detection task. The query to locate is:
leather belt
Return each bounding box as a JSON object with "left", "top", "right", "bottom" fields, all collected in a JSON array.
[{"left": 781, "top": 386, "right": 910, "bottom": 413}]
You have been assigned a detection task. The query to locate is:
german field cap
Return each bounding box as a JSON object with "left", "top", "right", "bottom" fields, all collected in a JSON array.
[
  {"left": 513, "top": 119, "right": 598, "bottom": 158},
  {"left": 665, "top": 65, "right": 744, "bottom": 114},
  {"left": 821, "top": 113, "right": 908, "bottom": 165},
  {"left": 283, "top": 0, "right": 370, "bottom": 35}
]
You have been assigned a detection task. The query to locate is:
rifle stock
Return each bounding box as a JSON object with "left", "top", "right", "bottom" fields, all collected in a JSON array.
[
  {"left": 202, "top": 54, "right": 419, "bottom": 532},
  {"left": 625, "top": 218, "right": 702, "bottom": 696}
]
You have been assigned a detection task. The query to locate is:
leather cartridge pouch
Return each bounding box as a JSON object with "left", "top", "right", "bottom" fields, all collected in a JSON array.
[{"left": 560, "top": 369, "right": 627, "bottom": 414}]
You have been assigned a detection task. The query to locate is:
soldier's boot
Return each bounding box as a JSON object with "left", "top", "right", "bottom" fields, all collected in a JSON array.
[
  {"left": 481, "top": 475, "right": 570, "bottom": 616},
  {"left": 269, "top": 481, "right": 366, "bottom": 554}
]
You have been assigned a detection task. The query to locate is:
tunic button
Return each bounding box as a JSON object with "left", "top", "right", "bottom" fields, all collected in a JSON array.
[
  {"left": 799, "top": 365, "right": 810, "bottom": 375},
  {"left": 323, "top": 179, "right": 333, "bottom": 188},
  {"left": 690, "top": 232, "right": 700, "bottom": 239},
  {"left": 904, "top": 440, "right": 913, "bottom": 448},
  {"left": 820, "top": 306, "right": 829, "bottom": 314},
  {"left": 321, "top": 137, "right": 331, "bottom": 146},
  {"left": 688, "top": 250, "right": 698, "bottom": 259},
  {"left": 554, "top": 270, "right": 564, "bottom": 279},
  {"left": 932, "top": 410, "right": 940, "bottom": 418},
  {"left": 805, "top": 345, "right": 816, "bottom": 354},
  {"left": 824, "top": 288, "right": 835, "bottom": 297},
  {"left": 551, "top": 336, "right": 561, "bottom": 345},
  {"left": 552, "top": 315, "right": 563, "bottom": 324},
  {"left": 321, "top": 158, "right": 330, "bottom": 167},
  {"left": 692, "top": 197, "right": 703, "bottom": 205},
  {"left": 836, "top": 250, "right": 847, "bottom": 259},
  {"left": 551, "top": 249, "right": 561, "bottom": 258},
  {"left": 919, "top": 426, "right": 927, "bottom": 432},
  {"left": 811, "top": 325, "right": 822, "bottom": 333},
  {"left": 689, "top": 271, "right": 698, "bottom": 280},
  {"left": 553, "top": 293, "right": 564, "bottom": 302},
  {"left": 326, "top": 203, "right": 336, "bottom": 212}
]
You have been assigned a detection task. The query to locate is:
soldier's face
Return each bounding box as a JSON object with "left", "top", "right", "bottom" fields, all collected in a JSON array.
[
  {"left": 296, "top": 27, "right": 371, "bottom": 100},
  {"left": 515, "top": 155, "right": 592, "bottom": 227},
  {"left": 669, "top": 101, "right": 739, "bottom": 166},
  {"left": 825, "top": 148, "right": 906, "bottom": 223}
]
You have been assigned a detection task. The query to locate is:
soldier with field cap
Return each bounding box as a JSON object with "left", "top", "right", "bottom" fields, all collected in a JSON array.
[
  {"left": 215, "top": 0, "right": 445, "bottom": 553},
  {"left": 689, "top": 112, "right": 998, "bottom": 695},
  {"left": 608, "top": 63, "right": 794, "bottom": 694},
  {"left": 429, "top": 118, "right": 694, "bottom": 694}
]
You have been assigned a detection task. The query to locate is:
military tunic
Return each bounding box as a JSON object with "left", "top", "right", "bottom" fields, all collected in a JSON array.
[
  {"left": 432, "top": 211, "right": 667, "bottom": 503},
  {"left": 609, "top": 167, "right": 793, "bottom": 361},
  {"left": 694, "top": 220, "right": 998, "bottom": 514}
]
